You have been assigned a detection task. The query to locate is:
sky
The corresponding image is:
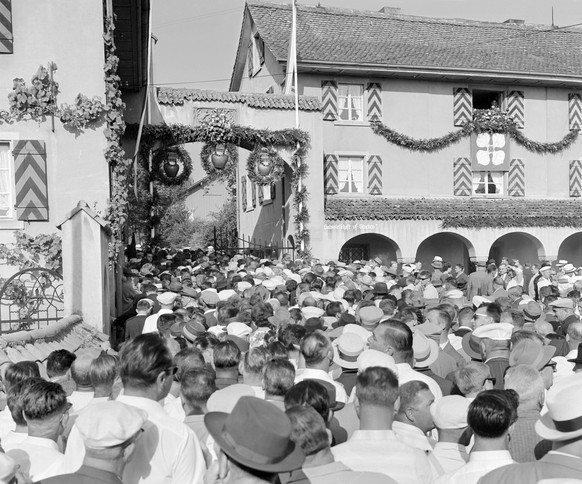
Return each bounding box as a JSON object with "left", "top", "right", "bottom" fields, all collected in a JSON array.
[{"left": 151, "top": 0, "right": 582, "bottom": 92}]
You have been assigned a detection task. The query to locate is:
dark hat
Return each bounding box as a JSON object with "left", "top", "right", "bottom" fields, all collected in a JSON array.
[
  {"left": 523, "top": 301, "right": 542, "bottom": 322},
  {"left": 205, "top": 396, "right": 305, "bottom": 472},
  {"left": 304, "top": 317, "right": 325, "bottom": 334},
  {"left": 373, "top": 282, "right": 388, "bottom": 295}
]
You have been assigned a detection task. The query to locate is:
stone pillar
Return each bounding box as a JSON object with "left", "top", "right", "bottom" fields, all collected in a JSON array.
[{"left": 57, "top": 201, "right": 113, "bottom": 333}]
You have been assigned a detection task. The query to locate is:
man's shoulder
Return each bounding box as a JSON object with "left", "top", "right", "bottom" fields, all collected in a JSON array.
[{"left": 477, "top": 462, "right": 536, "bottom": 484}]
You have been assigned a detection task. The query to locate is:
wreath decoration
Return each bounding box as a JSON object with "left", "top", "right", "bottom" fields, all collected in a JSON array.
[
  {"left": 246, "top": 145, "right": 286, "bottom": 185},
  {"left": 151, "top": 145, "right": 193, "bottom": 186},
  {"left": 200, "top": 142, "right": 238, "bottom": 181}
]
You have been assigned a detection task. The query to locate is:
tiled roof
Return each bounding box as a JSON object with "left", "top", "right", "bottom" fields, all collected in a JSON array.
[
  {"left": 247, "top": 1, "right": 582, "bottom": 79},
  {"left": 325, "top": 198, "right": 582, "bottom": 228},
  {"left": 157, "top": 88, "right": 321, "bottom": 111},
  {"left": 0, "top": 315, "right": 109, "bottom": 365}
]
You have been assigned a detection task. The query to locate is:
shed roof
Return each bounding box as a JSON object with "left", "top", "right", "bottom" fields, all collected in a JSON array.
[
  {"left": 243, "top": 1, "right": 582, "bottom": 83},
  {"left": 325, "top": 197, "right": 582, "bottom": 229}
]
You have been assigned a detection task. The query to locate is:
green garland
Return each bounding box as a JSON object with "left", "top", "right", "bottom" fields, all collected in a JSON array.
[
  {"left": 102, "top": 15, "right": 129, "bottom": 267},
  {"left": 151, "top": 146, "right": 193, "bottom": 186},
  {"left": 136, "top": 122, "right": 312, "bottom": 254},
  {"left": 246, "top": 145, "right": 285, "bottom": 185},
  {"left": 371, "top": 107, "right": 580, "bottom": 154}
]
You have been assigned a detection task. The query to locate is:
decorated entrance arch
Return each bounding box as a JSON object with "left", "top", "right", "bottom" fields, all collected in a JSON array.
[{"left": 135, "top": 111, "right": 312, "bottom": 256}]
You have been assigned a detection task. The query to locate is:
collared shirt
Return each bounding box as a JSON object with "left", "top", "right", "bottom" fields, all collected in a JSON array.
[
  {"left": 432, "top": 442, "right": 469, "bottom": 474},
  {"left": 1, "top": 431, "right": 27, "bottom": 448},
  {"left": 434, "top": 450, "right": 514, "bottom": 484},
  {"left": 68, "top": 390, "right": 95, "bottom": 413},
  {"left": 164, "top": 395, "right": 186, "bottom": 421},
  {"left": 142, "top": 308, "right": 172, "bottom": 334},
  {"left": 332, "top": 429, "right": 433, "bottom": 484},
  {"left": 395, "top": 363, "right": 443, "bottom": 401},
  {"left": 41, "top": 464, "right": 123, "bottom": 484},
  {"left": 392, "top": 421, "right": 435, "bottom": 454},
  {"left": 295, "top": 368, "right": 347, "bottom": 403},
  {"left": 64, "top": 395, "right": 205, "bottom": 484},
  {"left": 5, "top": 435, "right": 65, "bottom": 481},
  {"left": 299, "top": 460, "right": 397, "bottom": 484},
  {"left": 477, "top": 450, "right": 582, "bottom": 484}
]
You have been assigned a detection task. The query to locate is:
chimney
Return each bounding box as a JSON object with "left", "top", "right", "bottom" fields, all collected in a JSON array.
[
  {"left": 503, "top": 18, "right": 525, "bottom": 24},
  {"left": 379, "top": 6, "right": 401, "bottom": 14}
]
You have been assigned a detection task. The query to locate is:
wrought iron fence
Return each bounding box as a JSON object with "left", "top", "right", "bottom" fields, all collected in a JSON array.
[
  {"left": 213, "top": 227, "right": 295, "bottom": 261},
  {"left": 0, "top": 268, "right": 64, "bottom": 334}
]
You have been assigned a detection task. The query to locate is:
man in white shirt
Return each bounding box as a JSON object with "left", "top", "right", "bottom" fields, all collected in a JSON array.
[
  {"left": 553, "top": 322, "right": 582, "bottom": 383},
  {"left": 368, "top": 320, "right": 443, "bottom": 401},
  {"left": 141, "top": 291, "right": 178, "bottom": 334},
  {"left": 332, "top": 367, "right": 433, "bottom": 484},
  {"left": 430, "top": 396, "right": 471, "bottom": 474},
  {"left": 240, "top": 346, "right": 269, "bottom": 399},
  {"left": 393, "top": 381, "right": 436, "bottom": 456},
  {"left": 434, "top": 389, "right": 517, "bottom": 484},
  {"left": 5, "top": 380, "right": 69, "bottom": 481},
  {"left": 295, "top": 330, "right": 347, "bottom": 404},
  {"left": 66, "top": 334, "right": 205, "bottom": 484}
]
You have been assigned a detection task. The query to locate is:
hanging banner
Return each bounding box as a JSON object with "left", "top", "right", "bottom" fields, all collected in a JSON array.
[{"left": 471, "top": 132, "right": 510, "bottom": 171}]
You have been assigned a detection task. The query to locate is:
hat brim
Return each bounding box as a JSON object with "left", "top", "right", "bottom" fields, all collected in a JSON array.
[
  {"left": 332, "top": 343, "right": 361, "bottom": 370},
  {"left": 461, "top": 331, "right": 482, "bottom": 360},
  {"left": 205, "top": 412, "right": 305, "bottom": 472},
  {"left": 414, "top": 339, "right": 440, "bottom": 368},
  {"left": 535, "top": 412, "right": 582, "bottom": 441}
]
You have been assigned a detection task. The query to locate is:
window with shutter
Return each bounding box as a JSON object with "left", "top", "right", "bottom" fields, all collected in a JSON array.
[
  {"left": 0, "top": 0, "right": 13, "bottom": 54},
  {"left": 13, "top": 140, "right": 49, "bottom": 221},
  {"left": 241, "top": 176, "right": 247, "bottom": 211}
]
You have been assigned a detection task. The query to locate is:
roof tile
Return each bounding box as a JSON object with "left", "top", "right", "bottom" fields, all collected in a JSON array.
[
  {"left": 325, "top": 197, "right": 582, "bottom": 228},
  {"left": 247, "top": 1, "right": 582, "bottom": 78},
  {"left": 157, "top": 87, "right": 321, "bottom": 111}
]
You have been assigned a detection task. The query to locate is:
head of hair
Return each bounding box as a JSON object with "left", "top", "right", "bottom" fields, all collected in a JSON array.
[
  {"left": 243, "top": 347, "right": 270, "bottom": 375},
  {"left": 504, "top": 364, "right": 545, "bottom": 404},
  {"left": 157, "top": 313, "right": 178, "bottom": 334},
  {"left": 468, "top": 389, "right": 519, "bottom": 438},
  {"left": 510, "top": 329, "right": 545, "bottom": 347},
  {"left": 458, "top": 307, "right": 475, "bottom": 327},
  {"left": 378, "top": 298, "right": 396, "bottom": 316},
  {"left": 89, "top": 354, "right": 118, "bottom": 389},
  {"left": 567, "top": 322, "right": 582, "bottom": 342},
  {"left": 263, "top": 359, "right": 295, "bottom": 396},
  {"left": 7, "top": 377, "right": 44, "bottom": 426},
  {"left": 46, "top": 350, "right": 76, "bottom": 378},
  {"left": 174, "top": 347, "right": 206, "bottom": 381},
  {"left": 71, "top": 352, "right": 98, "bottom": 387},
  {"left": 510, "top": 310, "right": 525, "bottom": 329},
  {"left": 325, "top": 301, "right": 342, "bottom": 317},
  {"left": 180, "top": 368, "right": 216, "bottom": 409},
  {"left": 216, "top": 305, "right": 239, "bottom": 325},
  {"left": 356, "top": 366, "right": 398, "bottom": 407},
  {"left": 213, "top": 340, "right": 241, "bottom": 369},
  {"left": 454, "top": 361, "right": 490, "bottom": 396},
  {"left": 286, "top": 405, "right": 329, "bottom": 456},
  {"left": 119, "top": 333, "right": 173, "bottom": 389},
  {"left": 493, "top": 276, "right": 505, "bottom": 288},
  {"left": 426, "top": 308, "right": 453, "bottom": 331},
  {"left": 300, "top": 331, "right": 332, "bottom": 365},
  {"left": 21, "top": 381, "right": 67, "bottom": 421},
  {"left": 419, "top": 270, "right": 431, "bottom": 279},
  {"left": 194, "top": 333, "right": 219, "bottom": 351},
  {"left": 266, "top": 341, "right": 288, "bottom": 360},
  {"left": 379, "top": 320, "right": 413, "bottom": 356},
  {"left": 4, "top": 362, "right": 41, "bottom": 392},
  {"left": 284, "top": 380, "right": 331, "bottom": 422},
  {"left": 278, "top": 325, "right": 306, "bottom": 351},
  {"left": 398, "top": 380, "right": 430, "bottom": 412},
  {"left": 136, "top": 298, "right": 153, "bottom": 312},
  {"left": 251, "top": 303, "right": 274, "bottom": 327},
  {"left": 507, "top": 286, "right": 523, "bottom": 298},
  {"left": 481, "top": 303, "right": 502, "bottom": 323}
]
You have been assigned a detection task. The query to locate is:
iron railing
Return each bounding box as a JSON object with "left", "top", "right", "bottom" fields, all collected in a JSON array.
[
  {"left": 213, "top": 227, "right": 296, "bottom": 261},
  {"left": 0, "top": 268, "right": 64, "bottom": 334}
]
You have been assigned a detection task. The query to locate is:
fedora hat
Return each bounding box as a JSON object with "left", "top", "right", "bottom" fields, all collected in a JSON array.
[
  {"left": 333, "top": 333, "right": 365, "bottom": 370},
  {"left": 412, "top": 330, "right": 439, "bottom": 368},
  {"left": 205, "top": 396, "right": 305, "bottom": 472},
  {"left": 509, "top": 339, "right": 556, "bottom": 370},
  {"left": 536, "top": 373, "right": 582, "bottom": 441},
  {"left": 461, "top": 331, "right": 482, "bottom": 361}
]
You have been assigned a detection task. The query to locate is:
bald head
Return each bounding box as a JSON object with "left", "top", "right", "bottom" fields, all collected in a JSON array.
[
  {"left": 568, "top": 322, "right": 582, "bottom": 345},
  {"left": 71, "top": 352, "right": 98, "bottom": 387}
]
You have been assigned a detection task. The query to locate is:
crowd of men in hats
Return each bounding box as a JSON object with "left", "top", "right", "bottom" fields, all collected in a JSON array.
[{"left": 1, "top": 246, "right": 582, "bottom": 483}]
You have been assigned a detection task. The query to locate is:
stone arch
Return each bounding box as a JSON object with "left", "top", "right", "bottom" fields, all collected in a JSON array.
[
  {"left": 558, "top": 232, "right": 582, "bottom": 267},
  {"left": 415, "top": 232, "right": 476, "bottom": 271},
  {"left": 489, "top": 232, "right": 545, "bottom": 265},
  {"left": 338, "top": 233, "right": 401, "bottom": 264}
]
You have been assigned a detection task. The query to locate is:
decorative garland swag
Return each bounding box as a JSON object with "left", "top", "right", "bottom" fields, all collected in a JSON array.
[{"left": 371, "top": 108, "right": 579, "bottom": 154}]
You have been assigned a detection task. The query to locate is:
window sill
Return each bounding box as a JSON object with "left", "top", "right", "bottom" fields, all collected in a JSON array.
[
  {"left": 470, "top": 195, "right": 507, "bottom": 199},
  {"left": 261, "top": 199, "right": 273, "bottom": 206},
  {"left": 333, "top": 121, "right": 370, "bottom": 127},
  {"left": 0, "top": 219, "right": 24, "bottom": 230}
]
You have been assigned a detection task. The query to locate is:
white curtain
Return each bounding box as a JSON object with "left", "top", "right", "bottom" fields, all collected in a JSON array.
[
  {"left": 349, "top": 85, "right": 363, "bottom": 120},
  {"left": 0, "top": 146, "right": 11, "bottom": 217}
]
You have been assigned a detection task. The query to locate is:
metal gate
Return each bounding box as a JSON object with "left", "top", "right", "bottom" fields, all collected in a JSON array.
[
  {"left": 0, "top": 268, "right": 64, "bottom": 334},
  {"left": 213, "top": 227, "right": 296, "bottom": 261}
]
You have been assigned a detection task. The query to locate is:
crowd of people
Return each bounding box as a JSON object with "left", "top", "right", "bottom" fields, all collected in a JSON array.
[{"left": 0, "top": 247, "right": 582, "bottom": 483}]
